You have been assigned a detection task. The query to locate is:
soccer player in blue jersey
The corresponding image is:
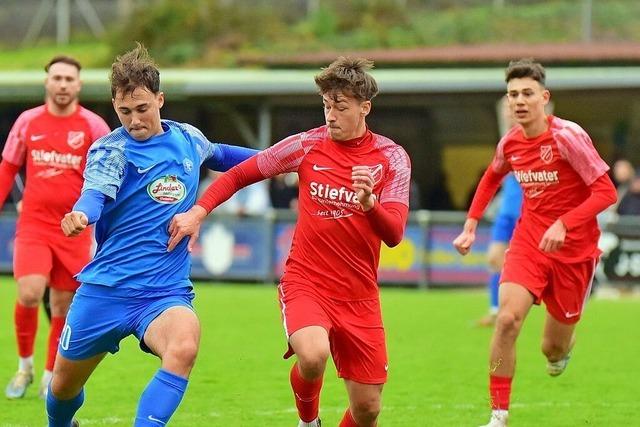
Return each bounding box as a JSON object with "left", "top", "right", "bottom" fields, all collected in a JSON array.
[{"left": 46, "top": 43, "right": 257, "bottom": 427}]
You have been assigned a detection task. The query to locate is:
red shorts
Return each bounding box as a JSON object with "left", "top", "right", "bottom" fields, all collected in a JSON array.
[
  {"left": 13, "top": 232, "right": 92, "bottom": 292},
  {"left": 501, "top": 248, "right": 597, "bottom": 324},
  {"left": 278, "top": 282, "right": 388, "bottom": 384}
]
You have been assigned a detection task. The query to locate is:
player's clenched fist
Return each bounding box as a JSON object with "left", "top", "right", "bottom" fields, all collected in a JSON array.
[
  {"left": 453, "top": 218, "right": 478, "bottom": 255},
  {"left": 61, "top": 211, "right": 88, "bottom": 237}
]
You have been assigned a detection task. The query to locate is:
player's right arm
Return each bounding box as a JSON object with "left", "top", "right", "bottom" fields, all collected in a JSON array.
[
  {"left": 167, "top": 131, "right": 312, "bottom": 252},
  {"left": 61, "top": 134, "right": 125, "bottom": 237},
  {"left": 453, "top": 143, "right": 510, "bottom": 255},
  {"left": 0, "top": 111, "right": 31, "bottom": 210}
]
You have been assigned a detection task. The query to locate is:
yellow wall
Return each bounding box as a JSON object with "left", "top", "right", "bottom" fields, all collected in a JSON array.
[{"left": 442, "top": 145, "right": 495, "bottom": 209}]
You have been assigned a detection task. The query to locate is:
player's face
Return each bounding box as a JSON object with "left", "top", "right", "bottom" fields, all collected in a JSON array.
[
  {"left": 322, "top": 92, "right": 371, "bottom": 141},
  {"left": 506, "top": 78, "right": 550, "bottom": 128},
  {"left": 112, "top": 87, "right": 165, "bottom": 141},
  {"left": 45, "top": 62, "right": 81, "bottom": 110}
]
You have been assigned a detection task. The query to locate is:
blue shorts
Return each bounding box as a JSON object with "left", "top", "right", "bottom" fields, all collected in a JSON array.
[
  {"left": 491, "top": 215, "right": 517, "bottom": 243},
  {"left": 59, "top": 283, "right": 195, "bottom": 360}
]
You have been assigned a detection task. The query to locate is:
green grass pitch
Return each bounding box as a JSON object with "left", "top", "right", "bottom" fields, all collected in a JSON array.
[{"left": 0, "top": 277, "right": 638, "bottom": 426}]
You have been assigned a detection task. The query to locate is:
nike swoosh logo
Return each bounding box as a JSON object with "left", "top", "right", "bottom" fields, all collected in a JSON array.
[
  {"left": 312, "top": 164, "right": 332, "bottom": 171},
  {"left": 30, "top": 134, "right": 46, "bottom": 141},
  {"left": 510, "top": 156, "right": 520, "bottom": 161},
  {"left": 565, "top": 311, "right": 580, "bottom": 318},
  {"left": 148, "top": 415, "right": 166, "bottom": 425},
  {"left": 137, "top": 164, "right": 156, "bottom": 174}
]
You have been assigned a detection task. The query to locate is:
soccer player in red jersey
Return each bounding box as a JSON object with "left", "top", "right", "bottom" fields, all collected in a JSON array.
[
  {"left": 453, "top": 59, "right": 617, "bottom": 427},
  {"left": 0, "top": 56, "right": 110, "bottom": 400},
  {"left": 167, "top": 57, "right": 411, "bottom": 427}
]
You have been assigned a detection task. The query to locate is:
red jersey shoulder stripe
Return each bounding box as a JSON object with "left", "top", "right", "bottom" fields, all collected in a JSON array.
[
  {"left": 257, "top": 125, "right": 326, "bottom": 177},
  {"left": 1, "top": 105, "right": 46, "bottom": 166}
]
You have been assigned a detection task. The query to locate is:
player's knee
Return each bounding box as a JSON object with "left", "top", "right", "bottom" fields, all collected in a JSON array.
[
  {"left": 351, "top": 397, "right": 381, "bottom": 425},
  {"left": 165, "top": 340, "right": 199, "bottom": 369},
  {"left": 18, "top": 289, "right": 42, "bottom": 307},
  {"left": 495, "top": 311, "right": 522, "bottom": 337},
  {"left": 50, "top": 376, "right": 80, "bottom": 400},
  {"left": 296, "top": 349, "right": 329, "bottom": 379}
]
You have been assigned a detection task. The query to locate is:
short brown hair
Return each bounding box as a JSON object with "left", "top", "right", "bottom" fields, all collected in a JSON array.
[
  {"left": 314, "top": 57, "right": 379, "bottom": 102},
  {"left": 45, "top": 55, "right": 81, "bottom": 72},
  {"left": 110, "top": 42, "right": 160, "bottom": 98},
  {"left": 505, "top": 58, "right": 546, "bottom": 86}
]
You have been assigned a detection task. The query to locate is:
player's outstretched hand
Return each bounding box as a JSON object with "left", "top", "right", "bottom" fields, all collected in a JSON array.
[
  {"left": 167, "top": 205, "right": 208, "bottom": 252},
  {"left": 453, "top": 218, "right": 478, "bottom": 255},
  {"left": 539, "top": 219, "right": 566, "bottom": 252},
  {"left": 352, "top": 165, "right": 375, "bottom": 211},
  {"left": 61, "top": 211, "right": 88, "bottom": 237}
]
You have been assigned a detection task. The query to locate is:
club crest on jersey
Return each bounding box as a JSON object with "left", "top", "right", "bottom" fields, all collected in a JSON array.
[
  {"left": 67, "top": 131, "right": 85, "bottom": 149},
  {"left": 147, "top": 175, "right": 186, "bottom": 204},
  {"left": 540, "top": 145, "right": 553, "bottom": 164},
  {"left": 362, "top": 164, "right": 383, "bottom": 185},
  {"left": 183, "top": 158, "right": 193, "bottom": 174}
]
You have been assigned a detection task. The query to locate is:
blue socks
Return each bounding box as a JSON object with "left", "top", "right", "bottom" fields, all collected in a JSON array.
[
  {"left": 489, "top": 272, "right": 500, "bottom": 312},
  {"left": 46, "top": 385, "right": 84, "bottom": 427},
  {"left": 135, "top": 368, "right": 189, "bottom": 426}
]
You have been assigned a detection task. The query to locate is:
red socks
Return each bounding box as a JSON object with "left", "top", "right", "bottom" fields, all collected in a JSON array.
[
  {"left": 46, "top": 316, "right": 66, "bottom": 371},
  {"left": 14, "top": 303, "right": 38, "bottom": 358},
  {"left": 290, "top": 362, "right": 323, "bottom": 422},
  {"left": 339, "top": 409, "right": 361, "bottom": 427},
  {"left": 489, "top": 374, "right": 512, "bottom": 410}
]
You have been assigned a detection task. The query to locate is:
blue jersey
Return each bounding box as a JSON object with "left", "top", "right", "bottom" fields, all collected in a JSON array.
[
  {"left": 77, "top": 120, "right": 224, "bottom": 290},
  {"left": 496, "top": 173, "right": 522, "bottom": 221}
]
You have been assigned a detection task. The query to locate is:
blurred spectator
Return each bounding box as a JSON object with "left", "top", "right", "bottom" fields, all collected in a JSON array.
[
  {"left": 269, "top": 172, "right": 299, "bottom": 211},
  {"left": 424, "top": 171, "right": 453, "bottom": 210},
  {"left": 409, "top": 178, "right": 422, "bottom": 211},
  {"left": 198, "top": 170, "right": 271, "bottom": 216},
  {"left": 616, "top": 169, "right": 640, "bottom": 216}
]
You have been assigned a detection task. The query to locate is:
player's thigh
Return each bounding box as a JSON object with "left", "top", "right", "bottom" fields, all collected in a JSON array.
[
  {"left": 487, "top": 242, "right": 508, "bottom": 271},
  {"left": 330, "top": 299, "right": 388, "bottom": 385},
  {"left": 142, "top": 306, "right": 200, "bottom": 359},
  {"left": 13, "top": 236, "right": 52, "bottom": 280},
  {"left": 60, "top": 286, "right": 131, "bottom": 360},
  {"left": 501, "top": 249, "right": 551, "bottom": 308},
  {"left": 14, "top": 237, "right": 51, "bottom": 304},
  {"left": 289, "top": 326, "right": 331, "bottom": 363},
  {"left": 49, "top": 235, "right": 91, "bottom": 292},
  {"left": 51, "top": 352, "right": 106, "bottom": 399},
  {"left": 278, "top": 283, "right": 332, "bottom": 358},
  {"left": 49, "top": 288, "right": 75, "bottom": 317},
  {"left": 543, "top": 257, "right": 597, "bottom": 325},
  {"left": 16, "top": 274, "right": 48, "bottom": 306}
]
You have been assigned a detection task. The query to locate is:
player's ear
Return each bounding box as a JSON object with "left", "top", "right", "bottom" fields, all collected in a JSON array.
[
  {"left": 361, "top": 100, "right": 371, "bottom": 117},
  {"left": 157, "top": 92, "right": 165, "bottom": 109}
]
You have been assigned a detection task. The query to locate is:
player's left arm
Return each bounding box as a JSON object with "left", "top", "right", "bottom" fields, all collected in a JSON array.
[
  {"left": 540, "top": 125, "right": 617, "bottom": 252},
  {"left": 353, "top": 146, "right": 411, "bottom": 247}
]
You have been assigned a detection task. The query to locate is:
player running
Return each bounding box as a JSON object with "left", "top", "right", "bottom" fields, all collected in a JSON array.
[
  {"left": 168, "top": 57, "right": 411, "bottom": 427},
  {"left": 0, "top": 56, "right": 110, "bottom": 399},
  {"left": 453, "top": 59, "right": 617, "bottom": 427},
  {"left": 46, "top": 43, "right": 257, "bottom": 427}
]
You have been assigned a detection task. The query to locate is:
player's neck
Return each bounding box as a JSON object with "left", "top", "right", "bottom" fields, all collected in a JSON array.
[
  {"left": 46, "top": 99, "right": 78, "bottom": 117},
  {"left": 520, "top": 115, "right": 549, "bottom": 139}
]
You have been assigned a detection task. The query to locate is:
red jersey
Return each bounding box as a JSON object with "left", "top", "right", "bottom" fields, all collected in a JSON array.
[
  {"left": 2, "top": 105, "right": 110, "bottom": 231},
  {"left": 200, "top": 126, "right": 411, "bottom": 301},
  {"left": 490, "top": 115, "right": 609, "bottom": 261}
]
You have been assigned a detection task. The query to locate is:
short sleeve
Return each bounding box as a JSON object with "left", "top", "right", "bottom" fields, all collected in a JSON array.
[{"left": 82, "top": 131, "right": 127, "bottom": 199}]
